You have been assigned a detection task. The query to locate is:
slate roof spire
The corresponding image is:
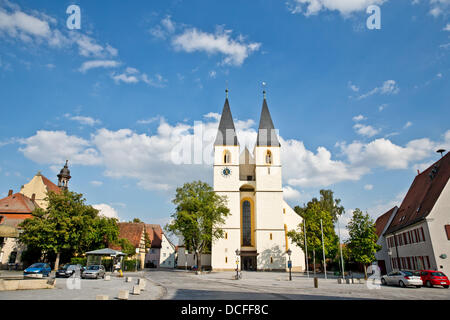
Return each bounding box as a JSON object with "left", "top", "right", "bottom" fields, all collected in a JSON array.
[
  {"left": 257, "top": 91, "right": 281, "bottom": 147},
  {"left": 214, "top": 90, "right": 239, "bottom": 146}
]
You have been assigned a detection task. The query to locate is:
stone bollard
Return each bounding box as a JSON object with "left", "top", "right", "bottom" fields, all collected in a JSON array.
[
  {"left": 47, "top": 278, "right": 56, "bottom": 286},
  {"left": 337, "top": 278, "right": 342, "bottom": 284},
  {"left": 314, "top": 277, "right": 318, "bottom": 288},
  {"left": 351, "top": 278, "right": 355, "bottom": 284},
  {"left": 118, "top": 290, "right": 129, "bottom": 300},
  {"left": 345, "top": 278, "right": 350, "bottom": 284},
  {"left": 359, "top": 278, "right": 366, "bottom": 284},
  {"left": 104, "top": 275, "right": 111, "bottom": 281},
  {"left": 132, "top": 285, "right": 141, "bottom": 295},
  {"left": 138, "top": 278, "right": 146, "bottom": 290},
  {"left": 126, "top": 276, "right": 132, "bottom": 282},
  {"left": 96, "top": 295, "right": 109, "bottom": 300}
]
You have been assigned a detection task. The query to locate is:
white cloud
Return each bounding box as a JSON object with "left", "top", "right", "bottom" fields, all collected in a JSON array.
[
  {"left": 283, "top": 186, "right": 302, "bottom": 200},
  {"left": 112, "top": 68, "right": 167, "bottom": 87},
  {"left": 348, "top": 81, "right": 360, "bottom": 92},
  {"left": 364, "top": 184, "right": 373, "bottom": 190},
  {"left": 111, "top": 72, "right": 139, "bottom": 84},
  {"left": 78, "top": 60, "right": 120, "bottom": 73},
  {"left": 19, "top": 130, "right": 102, "bottom": 165},
  {"left": 150, "top": 16, "right": 260, "bottom": 66},
  {"left": 352, "top": 114, "right": 366, "bottom": 122},
  {"left": 444, "top": 24, "right": 450, "bottom": 31},
  {"left": 137, "top": 116, "right": 160, "bottom": 125},
  {"left": 92, "top": 203, "right": 119, "bottom": 219},
  {"left": 287, "top": 0, "right": 387, "bottom": 16},
  {"left": 353, "top": 123, "right": 380, "bottom": 137},
  {"left": 403, "top": 121, "right": 413, "bottom": 129},
  {"left": 428, "top": 0, "right": 450, "bottom": 17},
  {"left": 172, "top": 27, "right": 260, "bottom": 66},
  {"left": 209, "top": 70, "right": 217, "bottom": 78},
  {"left": 338, "top": 132, "right": 450, "bottom": 170},
  {"left": 65, "top": 114, "right": 101, "bottom": 126},
  {"left": 283, "top": 139, "right": 368, "bottom": 187},
  {"left": 357, "top": 80, "right": 400, "bottom": 100},
  {"left": 90, "top": 180, "right": 103, "bottom": 187},
  {"left": 378, "top": 104, "right": 388, "bottom": 111}
]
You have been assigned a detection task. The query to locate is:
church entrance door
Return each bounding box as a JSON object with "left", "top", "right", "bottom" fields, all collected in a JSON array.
[{"left": 241, "top": 256, "right": 257, "bottom": 271}]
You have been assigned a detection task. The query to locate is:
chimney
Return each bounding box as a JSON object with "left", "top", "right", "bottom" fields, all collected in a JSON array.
[
  {"left": 31, "top": 193, "right": 36, "bottom": 202},
  {"left": 8, "top": 189, "right": 13, "bottom": 196},
  {"left": 417, "top": 169, "right": 420, "bottom": 175}
]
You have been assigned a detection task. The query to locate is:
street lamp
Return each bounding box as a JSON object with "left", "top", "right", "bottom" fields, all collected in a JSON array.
[
  {"left": 287, "top": 249, "right": 292, "bottom": 281},
  {"left": 235, "top": 249, "right": 240, "bottom": 280}
]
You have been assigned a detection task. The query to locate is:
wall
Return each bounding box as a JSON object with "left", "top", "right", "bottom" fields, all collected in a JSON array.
[
  {"left": 0, "top": 237, "right": 25, "bottom": 269},
  {"left": 428, "top": 179, "right": 450, "bottom": 275},
  {"left": 159, "top": 233, "right": 176, "bottom": 268},
  {"left": 177, "top": 247, "right": 211, "bottom": 268}
]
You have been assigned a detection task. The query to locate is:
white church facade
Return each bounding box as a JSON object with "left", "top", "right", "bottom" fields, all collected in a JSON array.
[{"left": 211, "top": 91, "right": 305, "bottom": 272}]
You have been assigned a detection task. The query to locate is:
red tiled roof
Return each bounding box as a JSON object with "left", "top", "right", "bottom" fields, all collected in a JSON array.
[
  {"left": 145, "top": 224, "right": 163, "bottom": 248},
  {"left": 41, "top": 175, "right": 61, "bottom": 194},
  {"left": 116, "top": 222, "right": 145, "bottom": 248},
  {"left": 375, "top": 206, "right": 397, "bottom": 237},
  {"left": 386, "top": 152, "right": 450, "bottom": 234},
  {"left": 0, "top": 192, "right": 39, "bottom": 215}
]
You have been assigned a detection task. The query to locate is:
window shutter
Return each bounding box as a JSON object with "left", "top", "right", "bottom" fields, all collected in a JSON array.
[
  {"left": 420, "top": 227, "right": 425, "bottom": 242},
  {"left": 445, "top": 225, "right": 450, "bottom": 241}
]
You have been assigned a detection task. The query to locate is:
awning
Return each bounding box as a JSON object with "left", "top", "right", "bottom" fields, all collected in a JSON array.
[
  {"left": 85, "top": 248, "right": 126, "bottom": 256},
  {"left": 0, "top": 225, "right": 20, "bottom": 237}
]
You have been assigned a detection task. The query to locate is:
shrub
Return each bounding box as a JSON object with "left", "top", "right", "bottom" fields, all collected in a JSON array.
[{"left": 70, "top": 257, "right": 87, "bottom": 266}]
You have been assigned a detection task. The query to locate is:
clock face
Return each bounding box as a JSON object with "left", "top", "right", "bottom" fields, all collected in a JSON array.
[{"left": 221, "top": 167, "right": 232, "bottom": 177}]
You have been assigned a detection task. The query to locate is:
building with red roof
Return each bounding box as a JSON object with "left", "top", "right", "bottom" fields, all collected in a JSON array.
[{"left": 375, "top": 151, "right": 450, "bottom": 275}]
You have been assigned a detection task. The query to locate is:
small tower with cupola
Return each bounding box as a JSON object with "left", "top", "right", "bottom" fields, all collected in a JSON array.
[{"left": 57, "top": 160, "right": 71, "bottom": 190}]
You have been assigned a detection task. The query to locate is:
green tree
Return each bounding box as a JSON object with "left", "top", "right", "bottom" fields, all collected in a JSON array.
[
  {"left": 117, "top": 238, "right": 136, "bottom": 257},
  {"left": 131, "top": 218, "right": 143, "bottom": 223},
  {"left": 165, "top": 181, "right": 230, "bottom": 271},
  {"left": 290, "top": 190, "right": 343, "bottom": 271},
  {"left": 346, "top": 208, "right": 381, "bottom": 279},
  {"left": 19, "top": 190, "right": 119, "bottom": 270},
  {"left": 288, "top": 201, "right": 338, "bottom": 272}
]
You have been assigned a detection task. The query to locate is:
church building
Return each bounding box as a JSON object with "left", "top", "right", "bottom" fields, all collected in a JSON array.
[{"left": 211, "top": 90, "right": 305, "bottom": 272}]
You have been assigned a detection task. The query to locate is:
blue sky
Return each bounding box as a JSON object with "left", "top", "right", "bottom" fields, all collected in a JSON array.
[{"left": 0, "top": 0, "right": 449, "bottom": 239}]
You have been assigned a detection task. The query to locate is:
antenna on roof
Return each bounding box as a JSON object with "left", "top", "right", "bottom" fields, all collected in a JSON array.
[{"left": 436, "top": 149, "right": 445, "bottom": 158}]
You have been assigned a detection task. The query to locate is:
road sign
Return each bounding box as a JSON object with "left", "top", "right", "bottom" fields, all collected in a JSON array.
[{"left": 288, "top": 261, "right": 292, "bottom": 268}]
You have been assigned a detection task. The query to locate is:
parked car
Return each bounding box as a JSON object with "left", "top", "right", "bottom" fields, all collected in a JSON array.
[
  {"left": 56, "top": 264, "right": 84, "bottom": 278},
  {"left": 23, "top": 263, "right": 51, "bottom": 277},
  {"left": 81, "top": 265, "right": 105, "bottom": 279},
  {"left": 381, "top": 270, "right": 422, "bottom": 288},
  {"left": 418, "top": 270, "right": 449, "bottom": 288}
]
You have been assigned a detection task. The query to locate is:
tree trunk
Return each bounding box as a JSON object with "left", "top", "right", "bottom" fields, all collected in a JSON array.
[
  {"left": 54, "top": 252, "right": 61, "bottom": 271},
  {"left": 364, "top": 264, "right": 368, "bottom": 280},
  {"left": 197, "top": 252, "right": 202, "bottom": 272}
]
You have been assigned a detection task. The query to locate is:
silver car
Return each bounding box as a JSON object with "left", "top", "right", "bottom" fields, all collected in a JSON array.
[
  {"left": 81, "top": 265, "right": 106, "bottom": 279},
  {"left": 381, "top": 270, "right": 422, "bottom": 288}
]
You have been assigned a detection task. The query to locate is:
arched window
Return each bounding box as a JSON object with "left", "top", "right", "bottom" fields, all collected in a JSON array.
[
  {"left": 265, "top": 150, "right": 272, "bottom": 164},
  {"left": 224, "top": 150, "right": 231, "bottom": 164},
  {"left": 242, "top": 200, "right": 251, "bottom": 246}
]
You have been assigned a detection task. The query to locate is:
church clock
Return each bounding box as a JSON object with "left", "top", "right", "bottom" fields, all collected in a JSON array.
[{"left": 221, "top": 167, "right": 232, "bottom": 178}]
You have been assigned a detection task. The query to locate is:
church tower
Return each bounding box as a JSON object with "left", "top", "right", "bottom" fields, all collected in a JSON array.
[
  {"left": 212, "top": 90, "right": 242, "bottom": 271},
  {"left": 253, "top": 90, "right": 285, "bottom": 270},
  {"left": 57, "top": 160, "right": 71, "bottom": 190}
]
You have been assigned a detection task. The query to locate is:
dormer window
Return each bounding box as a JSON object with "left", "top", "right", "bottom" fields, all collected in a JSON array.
[
  {"left": 265, "top": 150, "right": 272, "bottom": 164},
  {"left": 224, "top": 150, "right": 231, "bottom": 164}
]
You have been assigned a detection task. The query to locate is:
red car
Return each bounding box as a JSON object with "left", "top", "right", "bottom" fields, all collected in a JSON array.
[{"left": 418, "top": 270, "right": 449, "bottom": 288}]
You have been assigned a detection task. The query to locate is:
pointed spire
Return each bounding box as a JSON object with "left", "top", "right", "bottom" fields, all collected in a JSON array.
[
  {"left": 256, "top": 92, "right": 281, "bottom": 147},
  {"left": 214, "top": 91, "right": 239, "bottom": 146}
]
